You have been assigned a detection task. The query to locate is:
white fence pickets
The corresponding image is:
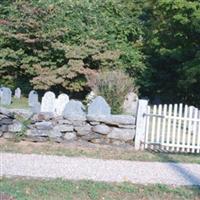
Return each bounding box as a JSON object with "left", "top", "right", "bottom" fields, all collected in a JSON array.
[
  {"left": 144, "top": 106, "right": 150, "bottom": 149},
  {"left": 176, "top": 103, "right": 183, "bottom": 152},
  {"left": 143, "top": 103, "right": 200, "bottom": 153}
]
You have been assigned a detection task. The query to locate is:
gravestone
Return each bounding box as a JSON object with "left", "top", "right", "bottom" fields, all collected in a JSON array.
[
  {"left": 28, "top": 90, "right": 39, "bottom": 106},
  {"left": 63, "top": 100, "right": 85, "bottom": 117},
  {"left": 14, "top": 87, "right": 21, "bottom": 99},
  {"left": 88, "top": 96, "right": 111, "bottom": 116},
  {"left": 55, "top": 93, "right": 69, "bottom": 116},
  {"left": 0, "top": 87, "right": 3, "bottom": 98},
  {"left": 41, "top": 91, "right": 56, "bottom": 113},
  {"left": 123, "top": 92, "right": 139, "bottom": 115},
  {"left": 30, "top": 102, "right": 41, "bottom": 114},
  {"left": 0, "top": 87, "right": 12, "bottom": 105}
]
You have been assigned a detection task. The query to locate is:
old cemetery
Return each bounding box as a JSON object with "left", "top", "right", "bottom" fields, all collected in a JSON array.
[
  {"left": 0, "top": 88, "right": 138, "bottom": 147},
  {"left": 0, "top": 87, "right": 200, "bottom": 153}
]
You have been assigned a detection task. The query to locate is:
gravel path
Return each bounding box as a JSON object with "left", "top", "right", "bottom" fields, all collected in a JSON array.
[{"left": 1, "top": 152, "right": 200, "bottom": 186}]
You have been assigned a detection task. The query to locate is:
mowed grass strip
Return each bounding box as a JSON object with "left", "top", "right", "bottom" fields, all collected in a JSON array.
[
  {"left": 0, "top": 139, "right": 200, "bottom": 164},
  {"left": 0, "top": 178, "right": 200, "bottom": 200}
]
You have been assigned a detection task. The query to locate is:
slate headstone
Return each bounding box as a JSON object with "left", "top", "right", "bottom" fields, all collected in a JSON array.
[
  {"left": 55, "top": 93, "right": 69, "bottom": 116},
  {"left": 63, "top": 100, "right": 85, "bottom": 117},
  {"left": 28, "top": 90, "right": 39, "bottom": 106},
  {"left": 14, "top": 87, "right": 21, "bottom": 99},
  {"left": 0, "top": 87, "right": 12, "bottom": 105},
  {"left": 41, "top": 91, "right": 56, "bottom": 113},
  {"left": 88, "top": 96, "right": 111, "bottom": 116}
]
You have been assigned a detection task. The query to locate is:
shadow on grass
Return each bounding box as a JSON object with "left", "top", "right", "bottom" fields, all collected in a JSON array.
[{"left": 147, "top": 147, "right": 200, "bottom": 187}]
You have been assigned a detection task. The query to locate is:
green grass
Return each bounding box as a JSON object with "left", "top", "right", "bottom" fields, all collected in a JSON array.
[
  {"left": 2, "top": 96, "right": 29, "bottom": 109},
  {"left": 1, "top": 139, "right": 200, "bottom": 164},
  {"left": 0, "top": 178, "right": 200, "bottom": 200}
]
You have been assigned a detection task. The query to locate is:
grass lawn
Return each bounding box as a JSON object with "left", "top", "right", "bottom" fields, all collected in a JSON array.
[
  {"left": 1, "top": 178, "right": 200, "bottom": 200},
  {"left": 2, "top": 97, "right": 29, "bottom": 109},
  {"left": 1, "top": 139, "right": 200, "bottom": 164}
]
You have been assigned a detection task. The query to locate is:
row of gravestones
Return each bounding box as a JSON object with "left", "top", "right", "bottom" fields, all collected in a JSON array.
[
  {"left": 29, "top": 91, "right": 111, "bottom": 116},
  {"left": 0, "top": 87, "right": 21, "bottom": 105},
  {"left": 0, "top": 86, "right": 139, "bottom": 116}
]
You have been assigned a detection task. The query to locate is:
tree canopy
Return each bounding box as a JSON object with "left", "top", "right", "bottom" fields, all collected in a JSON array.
[
  {"left": 0, "top": 0, "right": 200, "bottom": 106},
  {"left": 0, "top": 0, "right": 144, "bottom": 97}
]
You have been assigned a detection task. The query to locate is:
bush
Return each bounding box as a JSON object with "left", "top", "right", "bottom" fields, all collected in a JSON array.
[{"left": 93, "top": 70, "right": 138, "bottom": 114}]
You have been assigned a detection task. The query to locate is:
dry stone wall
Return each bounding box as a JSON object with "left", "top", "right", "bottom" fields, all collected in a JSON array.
[
  {"left": 0, "top": 94, "right": 138, "bottom": 147},
  {"left": 0, "top": 108, "right": 136, "bottom": 146}
]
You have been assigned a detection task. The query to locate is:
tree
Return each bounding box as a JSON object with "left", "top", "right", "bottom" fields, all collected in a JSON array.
[
  {"left": 142, "top": 0, "right": 200, "bottom": 105},
  {"left": 0, "top": 0, "right": 145, "bottom": 97}
]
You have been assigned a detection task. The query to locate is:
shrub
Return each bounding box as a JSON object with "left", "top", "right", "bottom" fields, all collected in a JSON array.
[{"left": 93, "top": 70, "right": 138, "bottom": 114}]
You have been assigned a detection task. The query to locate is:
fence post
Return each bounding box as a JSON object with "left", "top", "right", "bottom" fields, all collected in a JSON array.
[{"left": 135, "top": 99, "right": 148, "bottom": 150}]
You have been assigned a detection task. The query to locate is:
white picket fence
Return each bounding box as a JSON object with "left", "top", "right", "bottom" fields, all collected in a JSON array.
[{"left": 135, "top": 100, "right": 200, "bottom": 153}]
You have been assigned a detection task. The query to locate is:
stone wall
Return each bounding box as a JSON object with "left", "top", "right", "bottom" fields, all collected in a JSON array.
[{"left": 0, "top": 108, "right": 136, "bottom": 146}]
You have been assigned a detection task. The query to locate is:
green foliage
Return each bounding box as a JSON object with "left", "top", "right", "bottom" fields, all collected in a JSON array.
[
  {"left": 93, "top": 70, "right": 137, "bottom": 114},
  {"left": 0, "top": 0, "right": 144, "bottom": 97},
  {"left": 1, "top": 0, "right": 200, "bottom": 105},
  {"left": 142, "top": 0, "right": 200, "bottom": 105}
]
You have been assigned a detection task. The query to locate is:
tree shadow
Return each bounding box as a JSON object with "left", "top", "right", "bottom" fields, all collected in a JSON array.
[{"left": 147, "top": 147, "right": 200, "bottom": 187}]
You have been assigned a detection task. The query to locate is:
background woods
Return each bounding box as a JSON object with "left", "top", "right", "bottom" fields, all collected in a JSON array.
[{"left": 0, "top": 0, "right": 200, "bottom": 106}]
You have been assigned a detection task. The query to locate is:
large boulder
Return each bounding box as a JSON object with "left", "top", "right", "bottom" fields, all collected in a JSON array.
[
  {"left": 26, "top": 128, "right": 62, "bottom": 138},
  {"left": 0, "top": 108, "right": 14, "bottom": 118},
  {"left": 87, "top": 96, "right": 111, "bottom": 115},
  {"left": 56, "top": 125, "right": 74, "bottom": 132},
  {"left": 75, "top": 124, "right": 92, "bottom": 136},
  {"left": 87, "top": 115, "right": 136, "bottom": 126},
  {"left": 8, "top": 120, "right": 23, "bottom": 133},
  {"left": 63, "top": 132, "right": 76, "bottom": 140},
  {"left": 92, "top": 124, "right": 111, "bottom": 135},
  {"left": 107, "top": 128, "right": 135, "bottom": 141},
  {"left": 35, "top": 121, "right": 53, "bottom": 130},
  {"left": 32, "top": 112, "right": 54, "bottom": 122}
]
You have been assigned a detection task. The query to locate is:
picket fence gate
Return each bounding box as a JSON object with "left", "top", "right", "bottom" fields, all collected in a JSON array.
[{"left": 135, "top": 100, "right": 200, "bottom": 153}]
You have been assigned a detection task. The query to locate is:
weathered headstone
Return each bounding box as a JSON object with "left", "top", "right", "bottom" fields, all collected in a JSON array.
[
  {"left": 28, "top": 90, "right": 39, "bottom": 106},
  {"left": 41, "top": 91, "right": 56, "bottom": 113},
  {"left": 14, "top": 87, "right": 21, "bottom": 99},
  {"left": 30, "top": 102, "right": 41, "bottom": 114},
  {"left": 63, "top": 100, "right": 85, "bottom": 117},
  {"left": 88, "top": 96, "right": 111, "bottom": 116},
  {"left": 123, "top": 92, "right": 139, "bottom": 115},
  {"left": 0, "top": 87, "right": 3, "bottom": 98},
  {"left": 55, "top": 93, "right": 69, "bottom": 116},
  {"left": 0, "top": 87, "right": 12, "bottom": 105}
]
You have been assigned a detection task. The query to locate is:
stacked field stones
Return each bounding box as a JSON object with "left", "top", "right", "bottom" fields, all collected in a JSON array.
[
  {"left": 0, "top": 108, "right": 23, "bottom": 139},
  {"left": 0, "top": 95, "right": 137, "bottom": 147}
]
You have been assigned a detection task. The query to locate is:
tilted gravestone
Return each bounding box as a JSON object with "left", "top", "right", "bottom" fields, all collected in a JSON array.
[
  {"left": 41, "top": 91, "right": 56, "bottom": 113},
  {"left": 0, "top": 87, "right": 12, "bottom": 105},
  {"left": 88, "top": 96, "right": 111, "bottom": 116},
  {"left": 55, "top": 93, "right": 69, "bottom": 116},
  {"left": 63, "top": 100, "right": 85, "bottom": 118},
  {"left": 28, "top": 90, "right": 39, "bottom": 106},
  {"left": 14, "top": 87, "right": 21, "bottom": 99},
  {"left": 123, "top": 92, "right": 139, "bottom": 116}
]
